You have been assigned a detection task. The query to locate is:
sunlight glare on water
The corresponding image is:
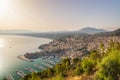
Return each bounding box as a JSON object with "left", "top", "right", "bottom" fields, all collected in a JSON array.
[
  {"left": 0, "top": 39, "right": 5, "bottom": 47},
  {"left": 0, "top": 35, "right": 52, "bottom": 79},
  {"left": 0, "top": 39, "right": 5, "bottom": 73},
  {"left": 0, "top": 57, "right": 3, "bottom": 72}
]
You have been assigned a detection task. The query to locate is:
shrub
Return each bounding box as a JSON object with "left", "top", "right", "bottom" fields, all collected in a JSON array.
[
  {"left": 52, "top": 73, "right": 65, "bottom": 80},
  {"left": 96, "top": 48, "right": 120, "bottom": 80},
  {"left": 81, "top": 58, "right": 95, "bottom": 74}
]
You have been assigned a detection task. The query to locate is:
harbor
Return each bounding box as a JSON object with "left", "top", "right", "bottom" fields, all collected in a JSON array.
[
  {"left": 5, "top": 75, "right": 14, "bottom": 80},
  {"left": 17, "top": 55, "right": 34, "bottom": 62},
  {"left": 25, "top": 67, "right": 37, "bottom": 73},
  {"left": 16, "top": 70, "right": 26, "bottom": 78},
  {"left": 34, "top": 64, "right": 44, "bottom": 70},
  {"left": 4, "top": 57, "right": 60, "bottom": 80}
]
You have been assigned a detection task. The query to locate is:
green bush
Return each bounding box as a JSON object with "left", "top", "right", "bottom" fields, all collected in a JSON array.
[
  {"left": 52, "top": 73, "right": 65, "bottom": 80},
  {"left": 81, "top": 58, "right": 95, "bottom": 74},
  {"left": 46, "top": 68, "right": 54, "bottom": 77},
  {"left": 54, "top": 64, "right": 64, "bottom": 74},
  {"left": 96, "top": 47, "right": 120, "bottom": 80},
  {"left": 29, "top": 72, "right": 41, "bottom": 80}
]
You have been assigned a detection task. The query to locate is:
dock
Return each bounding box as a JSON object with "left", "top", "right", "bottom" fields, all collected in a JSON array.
[
  {"left": 5, "top": 75, "right": 14, "bottom": 80},
  {"left": 25, "top": 67, "right": 37, "bottom": 73},
  {"left": 34, "top": 64, "right": 44, "bottom": 70},
  {"left": 16, "top": 70, "right": 26, "bottom": 78},
  {"left": 42, "top": 62, "right": 53, "bottom": 68},
  {"left": 44, "top": 59, "right": 56, "bottom": 65}
]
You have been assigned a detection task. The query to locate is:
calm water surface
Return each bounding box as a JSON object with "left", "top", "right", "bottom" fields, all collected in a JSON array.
[{"left": 0, "top": 35, "right": 53, "bottom": 79}]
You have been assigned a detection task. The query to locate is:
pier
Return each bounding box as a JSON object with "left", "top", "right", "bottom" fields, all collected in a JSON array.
[
  {"left": 42, "top": 62, "right": 53, "bottom": 68},
  {"left": 5, "top": 75, "right": 14, "bottom": 80},
  {"left": 44, "top": 59, "right": 56, "bottom": 65},
  {"left": 34, "top": 64, "right": 44, "bottom": 70},
  {"left": 16, "top": 70, "right": 26, "bottom": 78},
  {"left": 25, "top": 67, "right": 37, "bottom": 73}
]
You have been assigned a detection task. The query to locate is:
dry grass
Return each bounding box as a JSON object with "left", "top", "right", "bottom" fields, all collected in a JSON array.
[{"left": 66, "top": 74, "right": 93, "bottom": 80}]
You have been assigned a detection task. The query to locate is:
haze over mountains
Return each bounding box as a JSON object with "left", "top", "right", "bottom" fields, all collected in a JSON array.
[
  {"left": 0, "top": 27, "right": 108, "bottom": 34},
  {"left": 78, "top": 27, "right": 108, "bottom": 34},
  {"left": 0, "top": 27, "right": 119, "bottom": 39}
]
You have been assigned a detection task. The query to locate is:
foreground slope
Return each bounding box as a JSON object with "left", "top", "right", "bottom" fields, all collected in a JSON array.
[
  {"left": 21, "top": 40, "right": 120, "bottom": 80},
  {"left": 24, "top": 28, "right": 120, "bottom": 59}
]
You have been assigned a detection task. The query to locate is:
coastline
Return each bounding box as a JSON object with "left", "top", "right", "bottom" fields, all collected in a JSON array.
[
  {"left": 17, "top": 55, "right": 34, "bottom": 62},
  {"left": 23, "top": 35, "right": 120, "bottom": 60}
]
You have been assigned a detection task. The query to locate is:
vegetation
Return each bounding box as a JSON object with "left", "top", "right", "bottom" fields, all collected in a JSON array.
[{"left": 20, "top": 40, "right": 120, "bottom": 80}]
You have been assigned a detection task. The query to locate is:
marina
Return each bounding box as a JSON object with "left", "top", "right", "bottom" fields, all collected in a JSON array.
[
  {"left": 25, "top": 67, "right": 37, "bottom": 73},
  {"left": 5, "top": 75, "right": 14, "bottom": 80},
  {"left": 4, "top": 57, "right": 60, "bottom": 80},
  {"left": 0, "top": 35, "right": 52, "bottom": 80},
  {"left": 44, "top": 59, "right": 57, "bottom": 65},
  {"left": 42, "top": 61, "right": 53, "bottom": 68},
  {"left": 16, "top": 70, "right": 26, "bottom": 78},
  {"left": 34, "top": 64, "right": 44, "bottom": 70}
]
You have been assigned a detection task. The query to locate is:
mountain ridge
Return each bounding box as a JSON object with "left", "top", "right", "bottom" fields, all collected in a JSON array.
[
  {"left": 0, "top": 27, "right": 119, "bottom": 39},
  {"left": 0, "top": 27, "right": 109, "bottom": 34},
  {"left": 78, "top": 27, "right": 108, "bottom": 34}
]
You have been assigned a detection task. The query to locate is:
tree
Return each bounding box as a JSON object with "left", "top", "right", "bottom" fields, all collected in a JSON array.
[
  {"left": 81, "top": 58, "right": 95, "bottom": 74},
  {"left": 52, "top": 73, "right": 65, "bottom": 80},
  {"left": 73, "top": 58, "right": 80, "bottom": 64},
  {"left": 96, "top": 45, "right": 120, "bottom": 80},
  {"left": 46, "top": 68, "right": 54, "bottom": 77},
  {"left": 61, "top": 58, "right": 71, "bottom": 70},
  {"left": 55, "top": 64, "right": 63, "bottom": 74},
  {"left": 74, "top": 66, "right": 83, "bottom": 75},
  {"left": 30, "top": 72, "right": 41, "bottom": 80},
  {"left": 109, "top": 40, "right": 114, "bottom": 48},
  {"left": 90, "top": 50, "right": 100, "bottom": 59}
]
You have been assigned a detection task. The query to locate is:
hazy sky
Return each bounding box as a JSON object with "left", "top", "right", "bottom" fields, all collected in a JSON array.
[{"left": 0, "top": 0, "right": 120, "bottom": 32}]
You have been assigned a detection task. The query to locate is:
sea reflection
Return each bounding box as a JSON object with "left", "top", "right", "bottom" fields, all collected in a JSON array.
[
  {"left": 0, "top": 56, "right": 3, "bottom": 72},
  {"left": 0, "top": 35, "right": 52, "bottom": 79},
  {"left": 0, "top": 38, "right": 5, "bottom": 47}
]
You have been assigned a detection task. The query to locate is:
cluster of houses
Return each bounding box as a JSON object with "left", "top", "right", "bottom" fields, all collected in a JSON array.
[{"left": 38, "top": 35, "right": 120, "bottom": 59}]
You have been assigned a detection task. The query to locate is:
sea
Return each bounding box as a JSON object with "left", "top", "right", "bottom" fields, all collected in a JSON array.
[{"left": 0, "top": 35, "right": 60, "bottom": 80}]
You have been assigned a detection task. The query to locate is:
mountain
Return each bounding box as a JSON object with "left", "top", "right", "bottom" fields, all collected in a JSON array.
[
  {"left": 20, "top": 27, "right": 109, "bottom": 39},
  {"left": 78, "top": 27, "right": 108, "bottom": 34},
  {"left": 95, "top": 28, "right": 120, "bottom": 36},
  {"left": 1, "top": 27, "right": 118, "bottom": 39},
  {"left": 109, "top": 28, "right": 120, "bottom": 36}
]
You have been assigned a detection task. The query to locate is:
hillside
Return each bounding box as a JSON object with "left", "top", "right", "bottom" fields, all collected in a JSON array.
[
  {"left": 0, "top": 27, "right": 109, "bottom": 39},
  {"left": 24, "top": 28, "right": 120, "bottom": 59},
  {"left": 108, "top": 28, "right": 120, "bottom": 36},
  {"left": 78, "top": 27, "right": 108, "bottom": 34},
  {"left": 21, "top": 28, "right": 120, "bottom": 80},
  {"left": 94, "top": 28, "right": 120, "bottom": 36},
  {"left": 21, "top": 27, "right": 109, "bottom": 39},
  {"left": 21, "top": 39, "right": 120, "bottom": 80},
  {"left": 3, "top": 28, "right": 120, "bottom": 80}
]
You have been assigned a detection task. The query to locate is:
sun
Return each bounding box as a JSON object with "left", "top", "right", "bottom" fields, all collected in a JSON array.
[{"left": 0, "top": 0, "right": 11, "bottom": 17}]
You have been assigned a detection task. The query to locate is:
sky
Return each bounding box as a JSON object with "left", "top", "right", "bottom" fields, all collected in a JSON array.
[{"left": 0, "top": 0, "right": 120, "bottom": 32}]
